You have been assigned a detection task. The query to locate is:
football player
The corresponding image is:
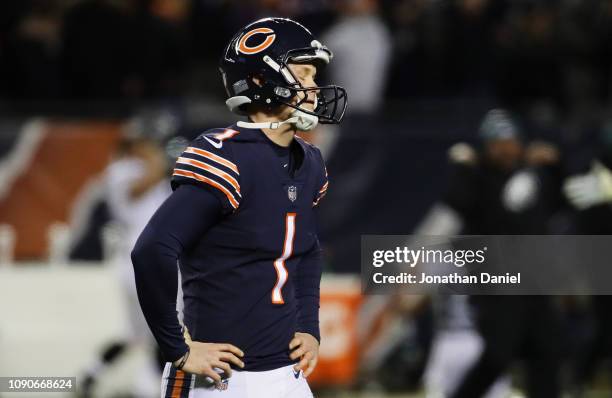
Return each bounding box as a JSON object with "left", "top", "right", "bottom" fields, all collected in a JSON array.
[
  {"left": 131, "top": 17, "right": 347, "bottom": 398},
  {"left": 81, "top": 137, "right": 170, "bottom": 398},
  {"left": 439, "top": 110, "right": 562, "bottom": 398}
]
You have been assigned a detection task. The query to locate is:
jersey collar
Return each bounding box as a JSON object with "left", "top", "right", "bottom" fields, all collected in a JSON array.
[{"left": 230, "top": 123, "right": 309, "bottom": 153}]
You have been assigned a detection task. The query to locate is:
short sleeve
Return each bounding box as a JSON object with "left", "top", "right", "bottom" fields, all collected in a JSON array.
[{"left": 171, "top": 129, "right": 241, "bottom": 213}]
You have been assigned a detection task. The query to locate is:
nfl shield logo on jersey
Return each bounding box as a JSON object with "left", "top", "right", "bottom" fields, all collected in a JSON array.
[{"left": 288, "top": 186, "right": 298, "bottom": 202}]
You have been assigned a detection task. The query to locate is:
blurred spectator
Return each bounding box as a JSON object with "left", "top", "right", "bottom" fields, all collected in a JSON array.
[
  {"left": 381, "top": 0, "right": 430, "bottom": 99},
  {"left": 493, "top": 1, "right": 564, "bottom": 112},
  {"left": 441, "top": 0, "right": 502, "bottom": 96},
  {"left": 126, "top": 0, "right": 190, "bottom": 97},
  {"left": 60, "top": 0, "right": 133, "bottom": 99},
  {"left": 0, "top": 0, "right": 63, "bottom": 100},
  {"left": 60, "top": 0, "right": 188, "bottom": 99},
  {"left": 321, "top": 0, "right": 391, "bottom": 113},
  {"left": 383, "top": 0, "right": 503, "bottom": 99}
]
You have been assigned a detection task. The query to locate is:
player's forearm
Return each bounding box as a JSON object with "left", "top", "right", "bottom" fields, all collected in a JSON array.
[
  {"left": 294, "top": 247, "right": 323, "bottom": 342},
  {"left": 131, "top": 184, "right": 223, "bottom": 362},
  {"left": 131, "top": 230, "right": 189, "bottom": 362}
]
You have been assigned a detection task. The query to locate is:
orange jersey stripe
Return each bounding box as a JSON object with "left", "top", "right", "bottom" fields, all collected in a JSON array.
[
  {"left": 319, "top": 181, "right": 329, "bottom": 193},
  {"left": 170, "top": 370, "right": 185, "bottom": 398},
  {"left": 214, "top": 128, "right": 240, "bottom": 141},
  {"left": 313, "top": 191, "right": 327, "bottom": 206},
  {"left": 176, "top": 157, "right": 240, "bottom": 194},
  {"left": 185, "top": 147, "right": 239, "bottom": 174},
  {"left": 173, "top": 169, "right": 239, "bottom": 209}
]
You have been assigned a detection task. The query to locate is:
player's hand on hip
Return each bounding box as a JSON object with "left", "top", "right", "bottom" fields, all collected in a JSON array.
[
  {"left": 289, "top": 332, "right": 319, "bottom": 378},
  {"left": 174, "top": 332, "right": 245, "bottom": 381}
]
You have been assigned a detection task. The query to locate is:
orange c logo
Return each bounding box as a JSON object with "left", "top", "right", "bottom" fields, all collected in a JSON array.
[{"left": 237, "top": 28, "right": 276, "bottom": 55}]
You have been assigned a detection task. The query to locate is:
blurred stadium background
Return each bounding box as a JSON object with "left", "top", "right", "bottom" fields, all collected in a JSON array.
[{"left": 2, "top": 0, "right": 612, "bottom": 397}]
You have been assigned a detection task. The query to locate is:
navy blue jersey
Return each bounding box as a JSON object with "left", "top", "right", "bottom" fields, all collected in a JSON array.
[{"left": 169, "top": 124, "right": 327, "bottom": 371}]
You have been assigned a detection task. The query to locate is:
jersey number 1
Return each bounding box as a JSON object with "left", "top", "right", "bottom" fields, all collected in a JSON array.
[{"left": 272, "top": 213, "right": 296, "bottom": 304}]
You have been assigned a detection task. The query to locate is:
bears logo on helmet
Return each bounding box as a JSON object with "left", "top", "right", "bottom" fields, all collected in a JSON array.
[{"left": 237, "top": 27, "right": 276, "bottom": 55}]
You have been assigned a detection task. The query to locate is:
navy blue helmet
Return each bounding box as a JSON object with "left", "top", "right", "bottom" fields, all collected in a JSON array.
[{"left": 219, "top": 17, "right": 347, "bottom": 127}]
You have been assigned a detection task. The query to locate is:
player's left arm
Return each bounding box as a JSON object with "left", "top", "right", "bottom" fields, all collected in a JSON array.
[
  {"left": 290, "top": 146, "right": 327, "bottom": 376},
  {"left": 289, "top": 243, "right": 323, "bottom": 377}
]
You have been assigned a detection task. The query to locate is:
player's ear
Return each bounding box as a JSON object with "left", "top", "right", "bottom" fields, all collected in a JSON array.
[{"left": 245, "top": 75, "right": 266, "bottom": 115}]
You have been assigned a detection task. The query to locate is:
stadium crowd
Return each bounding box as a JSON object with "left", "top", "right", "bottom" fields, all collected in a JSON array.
[{"left": 2, "top": 0, "right": 612, "bottom": 117}]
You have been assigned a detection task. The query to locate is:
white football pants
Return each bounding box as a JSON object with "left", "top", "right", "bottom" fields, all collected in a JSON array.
[{"left": 161, "top": 363, "right": 313, "bottom": 398}]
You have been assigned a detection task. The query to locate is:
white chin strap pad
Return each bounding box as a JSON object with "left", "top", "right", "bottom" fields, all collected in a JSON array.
[
  {"left": 237, "top": 110, "right": 319, "bottom": 131},
  {"left": 290, "top": 109, "right": 319, "bottom": 131}
]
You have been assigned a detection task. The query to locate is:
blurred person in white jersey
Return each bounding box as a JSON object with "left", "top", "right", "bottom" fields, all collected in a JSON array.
[{"left": 81, "top": 136, "right": 171, "bottom": 398}]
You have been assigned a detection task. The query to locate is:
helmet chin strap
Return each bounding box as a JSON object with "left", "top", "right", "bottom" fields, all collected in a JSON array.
[{"left": 237, "top": 109, "right": 319, "bottom": 131}]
